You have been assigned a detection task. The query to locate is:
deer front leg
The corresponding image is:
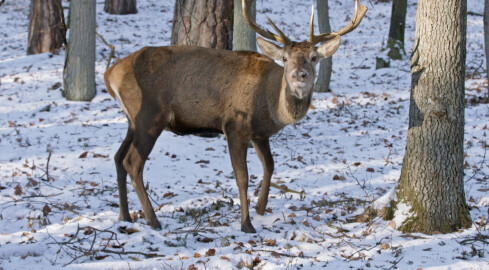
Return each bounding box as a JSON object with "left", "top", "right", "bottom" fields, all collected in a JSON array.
[
  {"left": 114, "top": 128, "right": 135, "bottom": 222},
  {"left": 123, "top": 132, "right": 162, "bottom": 230},
  {"left": 226, "top": 131, "right": 256, "bottom": 233},
  {"left": 252, "top": 138, "right": 274, "bottom": 215}
]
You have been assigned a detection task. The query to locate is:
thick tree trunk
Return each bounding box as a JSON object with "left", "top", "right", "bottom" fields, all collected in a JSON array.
[
  {"left": 171, "top": 0, "right": 233, "bottom": 50},
  {"left": 63, "top": 0, "right": 96, "bottom": 101},
  {"left": 484, "top": 0, "right": 489, "bottom": 82},
  {"left": 387, "top": 0, "right": 407, "bottom": 60},
  {"left": 233, "top": 0, "right": 256, "bottom": 51},
  {"left": 27, "top": 0, "right": 66, "bottom": 55},
  {"left": 104, "top": 0, "right": 137, "bottom": 15},
  {"left": 315, "top": 0, "right": 332, "bottom": 92},
  {"left": 396, "top": 0, "right": 471, "bottom": 233}
]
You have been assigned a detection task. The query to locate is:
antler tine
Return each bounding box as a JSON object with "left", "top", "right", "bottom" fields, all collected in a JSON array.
[
  {"left": 241, "top": 0, "right": 290, "bottom": 45},
  {"left": 310, "top": 0, "right": 368, "bottom": 45},
  {"left": 308, "top": 6, "right": 314, "bottom": 43}
]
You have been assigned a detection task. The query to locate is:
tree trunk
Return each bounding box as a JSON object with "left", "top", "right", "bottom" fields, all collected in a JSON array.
[
  {"left": 484, "top": 0, "right": 489, "bottom": 82},
  {"left": 171, "top": 0, "right": 233, "bottom": 50},
  {"left": 104, "top": 0, "right": 137, "bottom": 15},
  {"left": 315, "top": 0, "right": 332, "bottom": 93},
  {"left": 233, "top": 0, "right": 256, "bottom": 51},
  {"left": 387, "top": 0, "right": 407, "bottom": 60},
  {"left": 396, "top": 0, "right": 471, "bottom": 233},
  {"left": 27, "top": 0, "right": 66, "bottom": 55},
  {"left": 63, "top": 0, "right": 96, "bottom": 101}
]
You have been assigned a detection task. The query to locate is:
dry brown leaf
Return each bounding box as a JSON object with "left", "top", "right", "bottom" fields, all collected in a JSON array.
[
  {"left": 79, "top": 151, "right": 88, "bottom": 158},
  {"left": 14, "top": 184, "right": 22, "bottom": 196},
  {"left": 205, "top": 248, "right": 216, "bottom": 257}
]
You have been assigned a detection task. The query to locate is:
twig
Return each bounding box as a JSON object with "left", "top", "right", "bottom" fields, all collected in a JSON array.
[
  {"left": 347, "top": 164, "right": 372, "bottom": 202},
  {"left": 387, "top": 256, "right": 404, "bottom": 270},
  {"left": 96, "top": 32, "right": 115, "bottom": 70},
  {"left": 270, "top": 182, "right": 302, "bottom": 194},
  {"left": 250, "top": 249, "right": 312, "bottom": 258},
  {"left": 466, "top": 142, "right": 487, "bottom": 182},
  {"left": 468, "top": 11, "right": 483, "bottom": 17}
]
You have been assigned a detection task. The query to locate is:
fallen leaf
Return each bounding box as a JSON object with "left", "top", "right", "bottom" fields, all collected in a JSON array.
[
  {"left": 220, "top": 256, "right": 230, "bottom": 262},
  {"left": 205, "top": 248, "right": 216, "bottom": 257},
  {"left": 42, "top": 204, "right": 51, "bottom": 216},
  {"left": 193, "top": 253, "right": 201, "bottom": 258},
  {"left": 333, "top": 175, "right": 346, "bottom": 181},
  {"left": 14, "top": 184, "right": 22, "bottom": 196},
  {"left": 366, "top": 168, "right": 375, "bottom": 172},
  {"left": 263, "top": 239, "right": 276, "bottom": 246},
  {"left": 79, "top": 152, "right": 88, "bottom": 158}
]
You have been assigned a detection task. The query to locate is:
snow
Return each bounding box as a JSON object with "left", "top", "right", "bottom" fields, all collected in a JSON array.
[{"left": 0, "top": 0, "right": 488, "bottom": 269}]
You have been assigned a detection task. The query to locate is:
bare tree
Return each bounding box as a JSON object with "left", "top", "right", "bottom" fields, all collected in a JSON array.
[
  {"left": 233, "top": 0, "right": 256, "bottom": 51},
  {"left": 484, "top": 0, "right": 489, "bottom": 82},
  {"left": 171, "top": 0, "right": 233, "bottom": 50},
  {"left": 315, "top": 0, "right": 332, "bottom": 92},
  {"left": 63, "top": 0, "right": 96, "bottom": 101},
  {"left": 27, "top": 0, "right": 66, "bottom": 55},
  {"left": 104, "top": 0, "right": 137, "bottom": 15},
  {"left": 395, "top": 0, "right": 471, "bottom": 233},
  {"left": 387, "top": 0, "right": 407, "bottom": 59}
]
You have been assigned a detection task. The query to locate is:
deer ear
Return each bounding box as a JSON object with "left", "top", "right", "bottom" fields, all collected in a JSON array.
[
  {"left": 257, "top": 37, "right": 283, "bottom": 60},
  {"left": 317, "top": 35, "right": 341, "bottom": 59}
]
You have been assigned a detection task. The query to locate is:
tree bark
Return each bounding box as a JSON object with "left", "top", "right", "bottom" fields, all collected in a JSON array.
[
  {"left": 484, "top": 0, "right": 489, "bottom": 82},
  {"left": 104, "top": 0, "right": 137, "bottom": 15},
  {"left": 233, "top": 0, "right": 256, "bottom": 51},
  {"left": 171, "top": 0, "right": 233, "bottom": 50},
  {"left": 63, "top": 0, "right": 96, "bottom": 101},
  {"left": 315, "top": 0, "right": 332, "bottom": 92},
  {"left": 396, "top": 0, "right": 471, "bottom": 233},
  {"left": 387, "top": 0, "right": 407, "bottom": 60},
  {"left": 27, "top": 0, "right": 66, "bottom": 55}
]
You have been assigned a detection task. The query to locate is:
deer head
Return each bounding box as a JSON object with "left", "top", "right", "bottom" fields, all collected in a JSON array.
[{"left": 242, "top": 0, "right": 367, "bottom": 99}]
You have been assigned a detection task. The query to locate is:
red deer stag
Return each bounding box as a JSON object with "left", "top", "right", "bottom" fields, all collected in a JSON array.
[{"left": 104, "top": 0, "right": 367, "bottom": 233}]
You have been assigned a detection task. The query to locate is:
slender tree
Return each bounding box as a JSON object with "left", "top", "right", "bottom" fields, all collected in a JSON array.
[
  {"left": 171, "top": 0, "right": 233, "bottom": 50},
  {"left": 386, "top": 0, "right": 407, "bottom": 59},
  {"left": 484, "top": 0, "right": 489, "bottom": 82},
  {"left": 63, "top": 0, "right": 96, "bottom": 101},
  {"left": 315, "top": 0, "right": 332, "bottom": 92},
  {"left": 27, "top": 0, "right": 66, "bottom": 55},
  {"left": 395, "top": 0, "right": 471, "bottom": 233},
  {"left": 104, "top": 0, "right": 137, "bottom": 15},
  {"left": 233, "top": 0, "right": 256, "bottom": 51}
]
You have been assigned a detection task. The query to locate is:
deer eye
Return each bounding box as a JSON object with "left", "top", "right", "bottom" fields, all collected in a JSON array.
[
  {"left": 311, "top": 56, "right": 317, "bottom": 62},
  {"left": 282, "top": 56, "right": 287, "bottom": 62}
]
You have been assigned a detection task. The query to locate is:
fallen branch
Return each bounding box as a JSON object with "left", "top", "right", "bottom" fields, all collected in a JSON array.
[
  {"left": 468, "top": 11, "right": 483, "bottom": 17},
  {"left": 96, "top": 32, "right": 115, "bottom": 70},
  {"left": 47, "top": 225, "right": 165, "bottom": 266}
]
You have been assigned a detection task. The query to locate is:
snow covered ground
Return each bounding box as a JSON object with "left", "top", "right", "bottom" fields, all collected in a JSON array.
[{"left": 0, "top": 0, "right": 488, "bottom": 269}]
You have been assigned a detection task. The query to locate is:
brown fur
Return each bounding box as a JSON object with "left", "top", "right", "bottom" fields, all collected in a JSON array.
[{"left": 106, "top": 44, "right": 328, "bottom": 233}]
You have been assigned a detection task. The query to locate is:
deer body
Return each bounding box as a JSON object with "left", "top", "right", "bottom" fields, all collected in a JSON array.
[{"left": 106, "top": 0, "right": 367, "bottom": 233}]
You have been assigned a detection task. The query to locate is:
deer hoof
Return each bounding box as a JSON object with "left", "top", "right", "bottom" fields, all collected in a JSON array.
[
  {"left": 255, "top": 206, "right": 266, "bottom": 216},
  {"left": 148, "top": 219, "right": 162, "bottom": 230},
  {"left": 119, "top": 214, "right": 132, "bottom": 222},
  {"left": 241, "top": 221, "right": 257, "bottom": 233}
]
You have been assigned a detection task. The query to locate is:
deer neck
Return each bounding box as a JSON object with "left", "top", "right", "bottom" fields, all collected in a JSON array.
[{"left": 274, "top": 75, "right": 312, "bottom": 126}]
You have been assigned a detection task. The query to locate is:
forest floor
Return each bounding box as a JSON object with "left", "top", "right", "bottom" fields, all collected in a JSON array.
[{"left": 0, "top": 0, "right": 488, "bottom": 269}]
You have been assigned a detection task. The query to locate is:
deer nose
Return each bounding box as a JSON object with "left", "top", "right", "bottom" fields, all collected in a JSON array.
[{"left": 291, "top": 70, "right": 308, "bottom": 81}]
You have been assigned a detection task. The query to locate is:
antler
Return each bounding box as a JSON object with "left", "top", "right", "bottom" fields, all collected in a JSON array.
[
  {"left": 241, "top": 0, "right": 290, "bottom": 45},
  {"left": 309, "top": 0, "right": 368, "bottom": 45}
]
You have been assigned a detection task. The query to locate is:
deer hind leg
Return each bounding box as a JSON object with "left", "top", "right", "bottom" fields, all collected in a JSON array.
[
  {"left": 115, "top": 126, "right": 135, "bottom": 222},
  {"left": 225, "top": 129, "right": 256, "bottom": 233},
  {"left": 252, "top": 138, "right": 274, "bottom": 215},
  {"left": 123, "top": 117, "right": 166, "bottom": 230}
]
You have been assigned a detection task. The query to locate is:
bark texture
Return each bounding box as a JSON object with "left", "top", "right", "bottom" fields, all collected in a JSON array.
[
  {"left": 484, "top": 0, "right": 489, "bottom": 81},
  {"left": 387, "top": 0, "right": 407, "bottom": 60},
  {"left": 104, "top": 0, "right": 137, "bottom": 15},
  {"left": 27, "top": 0, "right": 66, "bottom": 55},
  {"left": 397, "top": 0, "right": 471, "bottom": 233},
  {"left": 171, "top": 0, "right": 233, "bottom": 50},
  {"left": 63, "top": 0, "right": 96, "bottom": 101},
  {"left": 233, "top": 0, "right": 256, "bottom": 51},
  {"left": 315, "top": 0, "right": 332, "bottom": 92}
]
